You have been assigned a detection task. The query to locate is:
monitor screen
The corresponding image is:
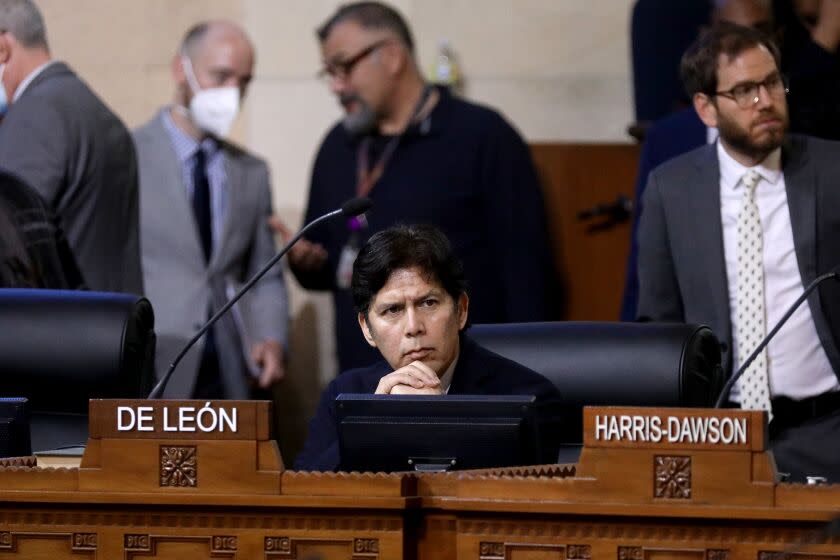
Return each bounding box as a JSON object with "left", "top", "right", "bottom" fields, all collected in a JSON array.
[
  {"left": 336, "top": 394, "right": 549, "bottom": 473},
  {"left": 0, "top": 397, "right": 31, "bottom": 458}
]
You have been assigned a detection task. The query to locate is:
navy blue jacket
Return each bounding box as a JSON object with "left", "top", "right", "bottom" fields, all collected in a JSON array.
[
  {"left": 293, "top": 335, "right": 562, "bottom": 472},
  {"left": 292, "top": 87, "right": 557, "bottom": 372}
]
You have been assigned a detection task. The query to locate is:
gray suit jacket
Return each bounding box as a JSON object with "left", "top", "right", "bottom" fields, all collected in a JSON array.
[
  {"left": 637, "top": 134, "right": 840, "bottom": 380},
  {"left": 0, "top": 61, "right": 142, "bottom": 293},
  {"left": 133, "top": 110, "right": 288, "bottom": 398}
]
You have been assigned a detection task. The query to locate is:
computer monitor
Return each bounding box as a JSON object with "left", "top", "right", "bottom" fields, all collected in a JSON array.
[
  {"left": 336, "top": 394, "right": 550, "bottom": 473},
  {"left": 0, "top": 398, "right": 31, "bottom": 458}
]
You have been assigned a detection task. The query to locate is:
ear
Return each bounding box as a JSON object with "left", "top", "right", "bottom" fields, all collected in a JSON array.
[
  {"left": 0, "top": 34, "right": 10, "bottom": 65},
  {"left": 358, "top": 312, "right": 378, "bottom": 347},
  {"left": 693, "top": 92, "right": 719, "bottom": 128},
  {"left": 379, "top": 41, "right": 406, "bottom": 76},
  {"left": 456, "top": 292, "right": 469, "bottom": 331},
  {"left": 172, "top": 54, "right": 186, "bottom": 85}
]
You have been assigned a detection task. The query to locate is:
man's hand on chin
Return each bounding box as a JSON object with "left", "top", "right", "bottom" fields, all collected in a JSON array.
[{"left": 375, "top": 360, "right": 441, "bottom": 395}]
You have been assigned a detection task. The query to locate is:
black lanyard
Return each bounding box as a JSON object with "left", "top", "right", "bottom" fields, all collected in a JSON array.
[{"left": 354, "top": 85, "right": 433, "bottom": 198}]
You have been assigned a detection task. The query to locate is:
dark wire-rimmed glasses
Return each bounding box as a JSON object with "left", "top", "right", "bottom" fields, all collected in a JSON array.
[
  {"left": 317, "top": 39, "right": 391, "bottom": 82},
  {"left": 711, "top": 72, "right": 789, "bottom": 109}
]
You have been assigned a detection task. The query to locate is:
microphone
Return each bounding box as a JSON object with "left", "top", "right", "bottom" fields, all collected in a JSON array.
[
  {"left": 714, "top": 267, "right": 840, "bottom": 408},
  {"left": 147, "top": 196, "right": 373, "bottom": 399}
]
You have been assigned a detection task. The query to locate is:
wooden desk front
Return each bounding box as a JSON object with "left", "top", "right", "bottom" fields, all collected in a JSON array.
[{"left": 1, "top": 404, "right": 839, "bottom": 559}]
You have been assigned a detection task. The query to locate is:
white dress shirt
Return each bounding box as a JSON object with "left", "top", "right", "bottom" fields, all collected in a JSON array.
[
  {"left": 12, "top": 60, "right": 57, "bottom": 103},
  {"left": 718, "top": 141, "right": 838, "bottom": 400},
  {"left": 439, "top": 351, "right": 459, "bottom": 395}
]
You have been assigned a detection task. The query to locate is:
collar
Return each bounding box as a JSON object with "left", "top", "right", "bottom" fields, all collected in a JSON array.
[
  {"left": 12, "top": 60, "right": 58, "bottom": 103},
  {"left": 717, "top": 140, "right": 782, "bottom": 192},
  {"left": 160, "top": 108, "right": 218, "bottom": 163},
  {"left": 438, "top": 348, "right": 459, "bottom": 394},
  {"left": 345, "top": 85, "right": 453, "bottom": 146},
  {"left": 404, "top": 84, "right": 451, "bottom": 137}
]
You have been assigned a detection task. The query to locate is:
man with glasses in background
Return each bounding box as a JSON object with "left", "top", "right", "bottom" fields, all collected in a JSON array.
[
  {"left": 276, "top": 1, "right": 557, "bottom": 373},
  {"left": 637, "top": 23, "right": 840, "bottom": 481}
]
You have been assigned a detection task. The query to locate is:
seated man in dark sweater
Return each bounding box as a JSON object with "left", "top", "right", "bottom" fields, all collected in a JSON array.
[{"left": 294, "top": 224, "right": 561, "bottom": 472}]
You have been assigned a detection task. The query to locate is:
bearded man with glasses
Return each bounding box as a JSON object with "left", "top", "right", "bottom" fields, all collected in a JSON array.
[
  {"left": 637, "top": 22, "right": 840, "bottom": 482},
  {"left": 278, "top": 2, "right": 558, "bottom": 373}
]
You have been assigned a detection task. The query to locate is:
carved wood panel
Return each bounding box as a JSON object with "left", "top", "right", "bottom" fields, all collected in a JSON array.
[
  {"left": 159, "top": 446, "right": 197, "bottom": 487},
  {"left": 0, "top": 532, "right": 96, "bottom": 558},
  {"left": 124, "top": 534, "right": 235, "bottom": 558},
  {"left": 758, "top": 552, "right": 840, "bottom": 560},
  {"left": 654, "top": 456, "right": 692, "bottom": 499},
  {"left": 478, "top": 542, "right": 590, "bottom": 560},
  {"left": 263, "top": 536, "right": 380, "bottom": 559}
]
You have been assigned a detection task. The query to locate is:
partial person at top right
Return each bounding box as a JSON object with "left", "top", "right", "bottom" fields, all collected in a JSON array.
[
  {"left": 636, "top": 22, "right": 840, "bottom": 482},
  {"left": 776, "top": 0, "right": 840, "bottom": 140}
]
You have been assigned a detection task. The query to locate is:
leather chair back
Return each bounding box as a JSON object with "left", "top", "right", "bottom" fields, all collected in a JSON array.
[
  {"left": 469, "top": 321, "right": 723, "bottom": 454},
  {"left": 0, "top": 289, "right": 155, "bottom": 450}
]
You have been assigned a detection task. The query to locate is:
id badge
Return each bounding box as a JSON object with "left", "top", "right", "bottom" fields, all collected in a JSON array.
[{"left": 336, "top": 243, "right": 360, "bottom": 290}]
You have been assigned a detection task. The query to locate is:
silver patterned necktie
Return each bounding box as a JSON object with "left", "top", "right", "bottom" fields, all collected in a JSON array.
[{"left": 735, "top": 169, "right": 772, "bottom": 419}]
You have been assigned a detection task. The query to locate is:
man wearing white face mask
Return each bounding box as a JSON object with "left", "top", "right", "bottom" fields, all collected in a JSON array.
[{"left": 133, "top": 21, "right": 289, "bottom": 399}]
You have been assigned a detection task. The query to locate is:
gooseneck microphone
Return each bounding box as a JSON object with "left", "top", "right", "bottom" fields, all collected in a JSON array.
[
  {"left": 147, "top": 196, "right": 373, "bottom": 399},
  {"left": 714, "top": 267, "right": 840, "bottom": 408}
]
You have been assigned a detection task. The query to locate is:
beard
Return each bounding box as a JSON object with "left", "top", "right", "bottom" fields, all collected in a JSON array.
[
  {"left": 340, "top": 93, "right": 377, "bottom": 137},
  {"left": 716, "top": 106, "right": 788, "bottom": 162}
]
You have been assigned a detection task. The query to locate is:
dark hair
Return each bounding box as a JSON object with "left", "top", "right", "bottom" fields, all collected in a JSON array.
[
  {"left": 0, "top": 204, "right": 36, "bottom": 288},
  {"left": 680, "top": 22, "right": 782, "bottom": 97},
  {"left": 351, "top": 224, "right": 468, "bottom": 315},
  {"left": 316, "top": 1, "right": 414, "bottom": 52}
]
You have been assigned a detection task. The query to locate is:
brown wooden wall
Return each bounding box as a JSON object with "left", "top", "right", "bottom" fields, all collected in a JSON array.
[{"left": 531, "top": 143, "right": 640, "bottom": 321}]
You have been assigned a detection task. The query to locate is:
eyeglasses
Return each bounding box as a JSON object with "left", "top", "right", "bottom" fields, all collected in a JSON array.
[
  {"left": 318, "top": 39, "right": 390, "bottom": 82},
  {"left": 712, "top": 73, "right": 788, "bottom": 109}
]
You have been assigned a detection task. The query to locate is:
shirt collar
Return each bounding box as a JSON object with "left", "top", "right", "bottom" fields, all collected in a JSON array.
[
  {"left": 160, "top": 108, "right": 218, "bottom": 163},
  {"left": 12, "top": 60, "right": 57, "bottom": 103},
  {"left": 438, "top": 347, "right": 460, "bottom": 395},
  {"left": 717, "top": 140, "right": 782, "bottom": 191},
  {"left": 346, "top": 85, "right": 452, "bottom": 146}
]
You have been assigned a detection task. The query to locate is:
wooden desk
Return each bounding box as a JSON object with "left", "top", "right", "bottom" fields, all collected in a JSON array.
[{"left": 1, "top": 402, "right": 839, "bottom": 559}]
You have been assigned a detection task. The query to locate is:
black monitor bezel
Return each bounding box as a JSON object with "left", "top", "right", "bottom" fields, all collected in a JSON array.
[{"left": 336, "top": 393, "right": 542, "bottom": 473}]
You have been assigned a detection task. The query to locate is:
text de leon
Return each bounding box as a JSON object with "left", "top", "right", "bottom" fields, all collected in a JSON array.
[{"left": 117, "top": 403, "right": 238, "bottom": 433}]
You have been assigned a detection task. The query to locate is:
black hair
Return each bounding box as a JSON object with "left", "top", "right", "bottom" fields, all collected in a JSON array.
[
  {"left": 316, "top": 1, "right": 414, "bottom": 52},
  {"left": 351, "top": 224, "right": 468, "bottom": 316},
  {"left": 680, "top": 21, "right": 782, "bottom": 97}
]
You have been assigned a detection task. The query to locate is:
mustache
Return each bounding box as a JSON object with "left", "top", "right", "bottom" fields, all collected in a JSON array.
[
  {"left": 339, "top": 93, "right": 362, "bottom": 108},
  {"left": 753, "top": 108, "right": 785, "bottom": 124}
]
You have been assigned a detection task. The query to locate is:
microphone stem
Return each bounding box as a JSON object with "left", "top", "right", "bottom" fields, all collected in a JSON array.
[
  {"left": 148, "top": 208, "right": 342, "bottom": 399},
  {"left": 714, "top": 270, "right": 838, "bottom": 408}
]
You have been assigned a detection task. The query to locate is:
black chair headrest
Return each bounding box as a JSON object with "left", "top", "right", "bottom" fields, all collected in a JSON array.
[
  {"left": 468, "top": 321, "right": 723, "bottom": 408},
  {"left": 0, "top": 289, "right": 156, "bottom": 413}
]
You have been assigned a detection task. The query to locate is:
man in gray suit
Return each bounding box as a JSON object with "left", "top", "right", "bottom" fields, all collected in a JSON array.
[
  {"left": 0, "top": 0, "right": 141, "bottom": 293},
  {"left": 134, "top": 21, "right": 288, "bottom": 399},
  {"left": 638, "top": 23, "right": 840, "bottom": 481}
]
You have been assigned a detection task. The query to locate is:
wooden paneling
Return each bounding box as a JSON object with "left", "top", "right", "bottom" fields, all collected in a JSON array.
[
  {"left": 531, "top": 143, "right": 640, "bottom": 320},
  {"left": 2, "top": 403, "right": 840, "bottom": 560}
]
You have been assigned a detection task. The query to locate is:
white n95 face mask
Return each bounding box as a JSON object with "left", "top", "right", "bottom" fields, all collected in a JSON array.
[
  {"left": 0, "top": 64, "right": 8, "bottom": 117},
  {"left": 181, "top": 55, "right": 240, "bottom": 137}
]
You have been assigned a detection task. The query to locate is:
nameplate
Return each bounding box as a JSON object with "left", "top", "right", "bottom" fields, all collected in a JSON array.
[
  {"left": 583, "top": 407, "right": 767, "bottom": 451},
  {"left": 88, "top": 399, "right": 272, "bottom": 441}
]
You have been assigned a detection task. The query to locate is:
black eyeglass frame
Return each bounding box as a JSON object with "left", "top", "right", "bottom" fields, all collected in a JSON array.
[
  {"left": 709, "top": 72, "right": 789, "bottom": 109},
  {"left": 317, "top": 39, "right": 392, "bottom": 81}
]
